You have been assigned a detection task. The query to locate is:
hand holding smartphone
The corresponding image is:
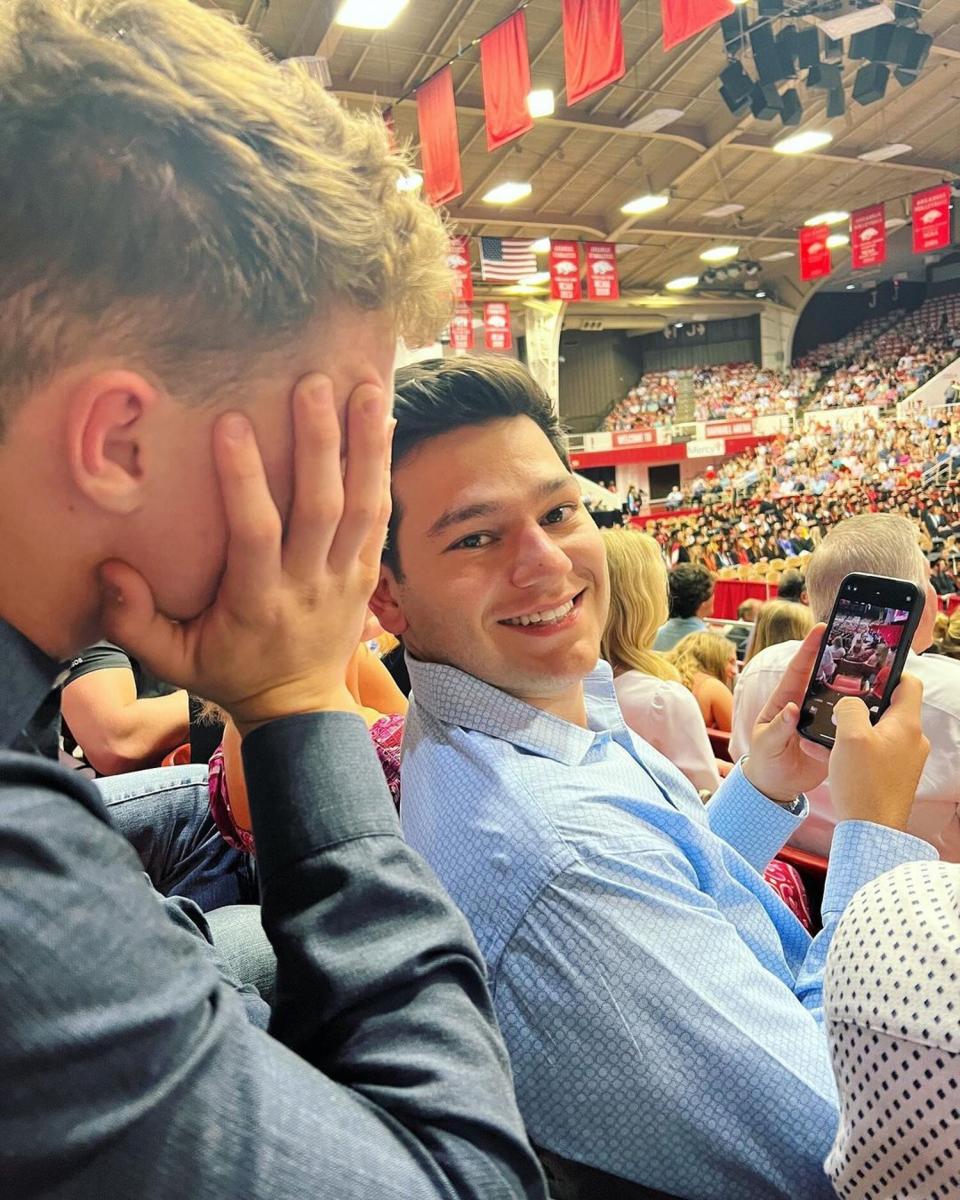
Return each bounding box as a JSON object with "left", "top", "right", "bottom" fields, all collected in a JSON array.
[{"left": 797, "top": 573, "right": 925, "bottom": 749}]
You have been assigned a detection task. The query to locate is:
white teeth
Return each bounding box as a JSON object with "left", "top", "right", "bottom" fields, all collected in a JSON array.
[{"left": 504, "top": 598, "right": 575, "bottom": 627}]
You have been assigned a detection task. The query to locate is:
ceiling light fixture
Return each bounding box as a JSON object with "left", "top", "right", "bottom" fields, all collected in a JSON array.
[
  {"left": 531, "top": 237, "right": 552, "bottom": 254},
  {"left": 859, "top": 142, "right": 913, "bottom": 162},
  {"left": 756, "top": 290, "right": 767, "bottom": 297},
  {"left": 826, "top": 233, "right": 850, "bottom": 248},
  {"left": 396, "top": 172, "right": 423, "bottom": 193},
  {"left": 700, "top": 244, "right": 740, "bottom": 262},
  {"left": 527, "top": 89, "right": 555, "bottom": 119},
  {"left": 621, "top": 193, "right": 670, "bottom": 216},
  {"left": 665, "top": 275, "right": 700, "bottom": 291},
  {"left": 517, "top": 271, "right": 551, "bottom": 286},
  {"left": 624, "top": 108, "right": 684, "bottom": 133},
  {"left": 805, "top": 210, "right": 850, "bottom": 226},
  {"left": 760, "top": 250, "right": 795, "bottom": 261},
  {"left": 773, "top": 129, "right": 833, "bottom": 155},
  {"left": 845, "top": 283, "right": 857, "bottom": 290},
  {"left": 482, "top": 181, "right": 532, "bottom": 205},
  {"left": 703, "top": 202, "right": 745, "bottom": 218},
  {"left": 334, "top": 0, "right": 408, "bottom": 30}
]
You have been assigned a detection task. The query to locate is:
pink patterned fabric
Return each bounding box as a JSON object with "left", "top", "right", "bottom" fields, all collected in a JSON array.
[
  {"left": 208, "top": 712, "right": 405, "bottom": 855},
  {"left": 763, "top": 859, "right": 813, "bottom": 931}
]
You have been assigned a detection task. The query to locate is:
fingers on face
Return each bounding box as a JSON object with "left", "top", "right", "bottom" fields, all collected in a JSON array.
[
  {"left": 330, "top": 383, "right": 390, "bottom": 574},
  {"left": 284, "top": 374, "right": 343, "bottom": 575},
  {"left": 214, "top": 411, "right": 283, "bottom": 595}
]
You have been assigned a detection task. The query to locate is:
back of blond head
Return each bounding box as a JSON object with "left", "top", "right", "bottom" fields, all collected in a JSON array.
[
  {"left": 804, "top": 514, "right": 927, "bottom": 623},
  {"left": 743, "top": 599, "right": 814, "bottom": 664},
  {"left": 0, "top": 0, "right": 451, "bottom": 437},
  {"left": 601, "top": 529, "right": 680, "bottom": 682}
]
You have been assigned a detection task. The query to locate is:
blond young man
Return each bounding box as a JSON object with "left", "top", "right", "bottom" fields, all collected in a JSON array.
[{"left": 0, "top": 3, "right": 544, "bottom": 1197}]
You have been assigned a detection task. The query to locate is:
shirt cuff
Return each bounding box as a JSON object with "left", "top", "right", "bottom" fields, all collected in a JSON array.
[
  {"left": 822, "top": 820, "right": 939, "bottom": 920},
  {"left": 241, "top": 711, "right": 400, "bottom": 882},
  {"left": 707, "top": 759, "right": 809, "bottom": 873}
]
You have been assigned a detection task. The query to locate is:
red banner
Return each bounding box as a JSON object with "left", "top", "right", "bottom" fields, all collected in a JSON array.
[
  {"left": 661, "top": 0, "right": 734, "bottom": 51},
  {"left": 586, "top": 241, "right": 620, "bottom": 300},
  {"left": 851, "top": 203, "right": 886, "bottom": 271},
  {"left": 447, "top": 236, "right": 473, "bottom": 303},
  {"left": 562, "top": 0, "right": 626, "bottom": 107},
  {"left": 549, "top": 240, "right": 582, "bottom": 301},
  {"left": 799, "top": 224, "right": 831, "bottom": 282},
  {"left": 449, "top": 305, "right": 474, "bottom": 351},
  {"left": 480, "top": 10, "right": 534, "bottom": 151},
  {"left": 705, "top": 418, "right": 753, "bottom": 438},
  {"left": 483, "top": 301, "right": 512, "bottom": 351},
  {"left": 416, "top": 67, "right": 463, "bottom": 206},
  {"left": 612, "top": 429, "right": 657, "bottom": 447},
  {"left": 912, "top": 184, "right": 952, "bottom": 254}
]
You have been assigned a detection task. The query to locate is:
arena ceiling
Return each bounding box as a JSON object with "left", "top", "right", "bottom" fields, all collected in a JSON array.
[{"left": 203, "top": 0, "right": 960, "bottom": 332}]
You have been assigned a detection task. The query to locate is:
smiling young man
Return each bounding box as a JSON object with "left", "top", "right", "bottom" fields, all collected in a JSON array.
[
  {"left": 0, "top": 4, "right": 545, "bottom": 1197},
  {"left": 373, "top": 355, "right": 938, "bottom": 1200}
]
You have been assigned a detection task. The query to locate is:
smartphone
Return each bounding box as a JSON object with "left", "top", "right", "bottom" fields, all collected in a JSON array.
[{"left": 797, "top": 573, "right": 925, "bottom": 749}]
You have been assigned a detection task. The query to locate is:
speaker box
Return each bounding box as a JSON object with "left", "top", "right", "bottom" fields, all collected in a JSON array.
[
  {"left": 852, "top": 62, "right": 890, "bottom": 104},
  {"left": 826, "top": 86, "right": 846, "bottom": 118},
  {"left": 721, "top": 12, "right": 747, "bottom": 56},
  {"left": 823, "top": 36, "right": 843, "bottom": 61},
  {"left": 807, "top": 61, "right": 842, "bottom": 89},
  {"left": 894, "top": 66, "right": 919, "bottom": 86},
  {"left": 720, "top": 60, "right": 754, "bottom": 105},
  {"left": 777, "top": 24, "right": 799, "bottom": 69},
  {"left": 750, "top": 81, "right": 783, "bottom": 119},
  {"left": 719, "top": 82, "right": 751, "bottom": 115},
  {"left": 797, "top": 27, "right": 820, "bottom": 69},
  {"left": 901, "top": 29, "right": 932, "bottom": 70},
  {"left": 894, "top": 0, "right": 921, "bottom": 20},
  {"left": 758, "top": 0, "right": 784, "bottom": 13},
  {"left": 779, "top": 87, "right": 802, "bottom": 125},
  {"left": 751, "top": 22, "right": 792, "bottom": 83}
]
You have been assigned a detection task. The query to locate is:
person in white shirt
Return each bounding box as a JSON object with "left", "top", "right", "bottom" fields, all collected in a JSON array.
[
  {"left": 733, "top": 513, "right": 960, "bottom": 860},
  {"left": 600, "top": 528, "right": 722, "bottom": 793}
]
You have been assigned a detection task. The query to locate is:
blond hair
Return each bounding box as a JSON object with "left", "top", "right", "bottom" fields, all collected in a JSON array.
[
  {"left": 0, "top": 0, "right": 451, "bottom": 437},
  {"left": 941, "top": 613, "right": 960, "bottom": 661},
  {"left": 667, "top": 631, "right": 735, "bottom": 690},
  {"left": 601, "top": 529, "right": 680, "bottom": 682},
  {"left": 743, "top": 600, "right": 815, "bottom": 665},
  {"left": 804, "top": 514, "right": 927, "bottom": 623}
]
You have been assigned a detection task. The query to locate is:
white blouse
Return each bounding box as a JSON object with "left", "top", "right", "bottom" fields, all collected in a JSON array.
[
  {"left": 612, "top": 670, "right": 722, "bottom": 795},
  {"left": 825, "top": 858, "right": 960, "bottom": 1197}
]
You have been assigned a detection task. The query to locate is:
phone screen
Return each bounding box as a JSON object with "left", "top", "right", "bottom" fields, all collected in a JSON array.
[{"left": 798, "top": 574, "right": 922, "bottom": 747}]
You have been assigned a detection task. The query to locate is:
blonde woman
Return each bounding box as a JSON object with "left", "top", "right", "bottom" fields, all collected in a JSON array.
[
  {"left": 743, "top": 600, "right": 815, "bottom": 666},
  {"left": 601, "top": 529, "right": 723, "bottom": 793},
  {"left": 667, "top": 631, "right": 738, "bottom": 732}
]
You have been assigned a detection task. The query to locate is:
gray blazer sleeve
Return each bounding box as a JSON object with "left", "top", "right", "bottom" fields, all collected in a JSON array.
[{"left": 0, "top": 716, "right": 545, "bottom": 1200}]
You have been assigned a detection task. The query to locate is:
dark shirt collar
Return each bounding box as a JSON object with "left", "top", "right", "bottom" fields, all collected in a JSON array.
[{"left": 0, "top": 620, "right": 63, "bottom": 749}]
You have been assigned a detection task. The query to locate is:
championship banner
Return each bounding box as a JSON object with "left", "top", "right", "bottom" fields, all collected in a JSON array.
[
  {"left": 585, "top": 241, "right": 620, "bottom": 300},
  {"left": 912, "top": 185, "right": 952, "bottom": 254},
  {"left": 447, "top": 236, "right": 473, "bottom": 302},
  {"left": 483, "top": 301, "right": 512, "bottom": 351},
  {"left": 851, "top": 204, "right": 886, "bottom": 271},
  {"left": 449, "top": 305, "right": 474, "bottom": 351},
  {"left": 549, "top": 240, "right": 582, "bottom": 301},
  {"left": 799, "top": 224, "right": 831, "bottom": 282}
]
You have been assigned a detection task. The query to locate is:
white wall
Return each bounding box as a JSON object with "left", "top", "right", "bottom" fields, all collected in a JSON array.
[{"left": 759, "top": 306, "right": 798, "bottom": 370}]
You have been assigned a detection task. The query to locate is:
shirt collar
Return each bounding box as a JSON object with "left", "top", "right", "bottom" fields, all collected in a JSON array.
[
  {"left": 0, "top": 620, "right": 63, "bottom": 748},
  {"left": 406, "top": 654, "right": 634, "bottom": 766}
]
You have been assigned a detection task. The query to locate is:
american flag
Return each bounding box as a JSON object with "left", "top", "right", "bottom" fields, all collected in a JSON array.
[{"left": 480, "top": 236, "right": 537, "bottom": 282}]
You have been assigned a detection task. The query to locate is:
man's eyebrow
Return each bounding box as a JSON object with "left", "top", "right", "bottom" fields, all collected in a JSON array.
[{"left": 426, "top": 476, "right": 576, "bottom": 539}]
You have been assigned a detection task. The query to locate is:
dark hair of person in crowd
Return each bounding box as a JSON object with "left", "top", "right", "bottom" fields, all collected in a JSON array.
[
  {"left": 777, "top": 569, "right": 806, "bottom": 603},
  {"left": 667, "top": 564, "right": 714, "bottom": 619},
  {"left": 384, "top": 356, "right": 569, "bottom": 578}
]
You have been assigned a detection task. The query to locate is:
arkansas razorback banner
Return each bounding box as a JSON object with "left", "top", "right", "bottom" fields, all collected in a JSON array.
[
  {"left": 416, "top": 67, "right": 463, "bottom": 205},
  {"left": 480, "top": 10, "right": 534, "bottom": 151},
  {"left": 549, "top": 240, "right": 582, "bottom": 301},
  {"left": 661, "top": 0, "right": 735, "bottom": 51},
  {"left": 799, "top": 224, "right": 831, "bottom": 282},
  {"left": 851, "top": 204, "right": 886, "bottom": 270},
  {"left": 586, "top": 242, "right": 620, "bottom": 300},
  {"left": 448, "top": 305, "right": 474, "bottom": 351},
  {"left": 447, "top": 236, "right": 473, "bottom": 302},
  {"left": 912, "top": 185, "right": 952, "bottom": 254},
  {"left": 562, "top": 0, "right": 626, "bottom": 107},
  {"left": 483, "top": 301, "right": 512, "bottom": 351}
]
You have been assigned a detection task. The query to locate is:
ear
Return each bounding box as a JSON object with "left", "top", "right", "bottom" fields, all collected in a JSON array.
[
  {"left": 65, "top": 371, "right": 160, "bottom": 515},
  {"left": 370, "top": 566, "right": 409, "bottom": 637}
]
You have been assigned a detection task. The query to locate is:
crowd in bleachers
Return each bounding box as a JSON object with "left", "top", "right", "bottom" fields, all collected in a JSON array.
[{"left": 6, "top": 5, "right": 960, "bottom": 1200}]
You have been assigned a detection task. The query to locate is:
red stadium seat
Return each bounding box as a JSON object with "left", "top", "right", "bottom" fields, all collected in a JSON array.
[
  {"left": 708, "top": 729, "right": 733, "bottom": 762},
  {"left": 161, "top": 742, "right": 192, "bottom": 768}
]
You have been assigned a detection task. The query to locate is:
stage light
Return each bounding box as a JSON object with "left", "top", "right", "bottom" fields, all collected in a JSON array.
[
  {"left": 665, "top": 276, "right": 699, "bottom": 291},
  {"left": 805, "top": 211, "right": 850, "bottom": 226},
  {"left": 335, "top": 0, "right": 408, "bottom": 29},
  {"left": 621, "top": 194, "right": 669, "bottom": 215},
  {"left": 700, "top": 245, "right": 740, "bottom": 262},
  {"left": 483, "top": 181, "right": 532, "bottom": 204},
  {"left": 744, "top": 262, "right": 761, "bottom": 276},
  {"left": 774, "top": 130, "right": 833, "bottom": 154},
  {"left": 527, "top": 89, "right": 555, "bottom": 118}
]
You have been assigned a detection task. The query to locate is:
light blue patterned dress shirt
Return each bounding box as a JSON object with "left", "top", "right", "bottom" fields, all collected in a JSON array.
[{"left": 401, "top": 657, "right": 937, "bottom": 1200}]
